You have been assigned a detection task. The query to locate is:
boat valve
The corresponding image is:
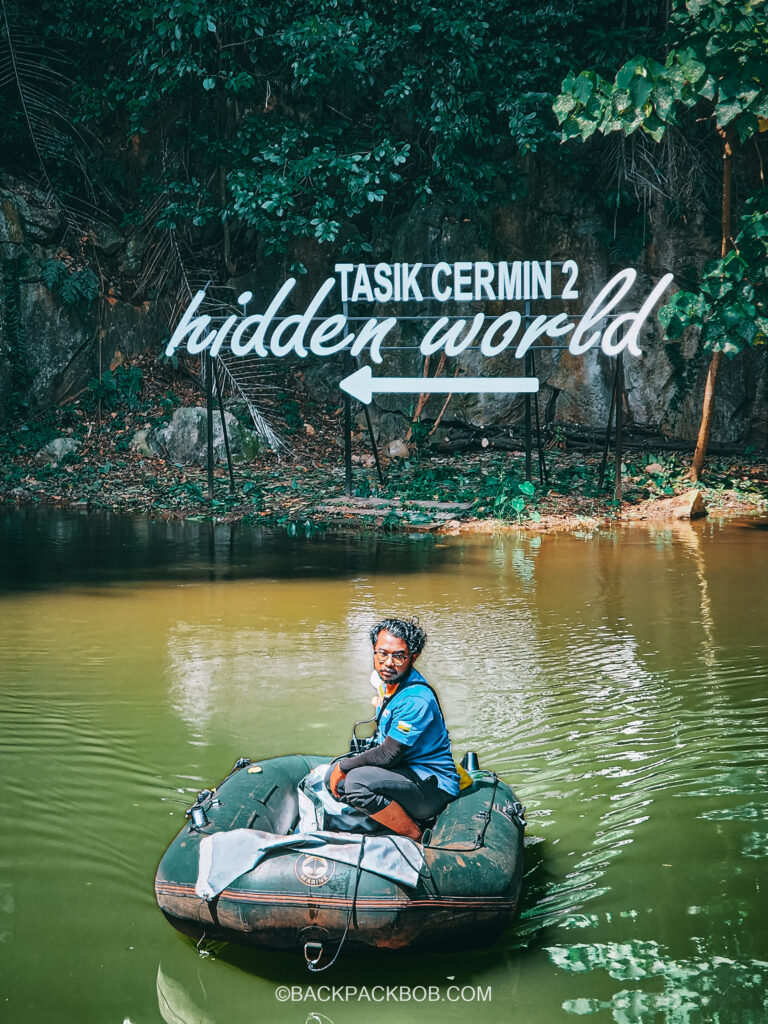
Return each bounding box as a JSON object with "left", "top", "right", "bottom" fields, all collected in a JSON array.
[
  {"left": 187, "top": 804, "right": 209, "bottom": 829},
  {"left": 186, "top": 790, "right": 212, "bottom": 829}
]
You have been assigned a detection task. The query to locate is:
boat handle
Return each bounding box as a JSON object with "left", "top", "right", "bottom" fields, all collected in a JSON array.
[{"left": 304, "top": 941, "right": 323, "bottom": 968}]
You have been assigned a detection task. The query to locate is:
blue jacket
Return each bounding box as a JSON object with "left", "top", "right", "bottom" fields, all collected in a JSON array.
[{"left": 375, "top": 668, "right": 459, "bottom": 796}]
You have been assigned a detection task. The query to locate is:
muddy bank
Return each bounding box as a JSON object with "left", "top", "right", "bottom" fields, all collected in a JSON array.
[{"left": 1, "top": 356, "right": 766, "bottom": 533}]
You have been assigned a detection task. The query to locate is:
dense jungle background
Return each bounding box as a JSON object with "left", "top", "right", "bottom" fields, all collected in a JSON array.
[{"left": 1, "top": 0, "right": 767, "bottom": 523}]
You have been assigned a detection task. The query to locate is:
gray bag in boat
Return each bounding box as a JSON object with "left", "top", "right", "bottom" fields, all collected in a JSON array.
[{"left": 297, "top": 762, "right": 379, "bottom": 834}]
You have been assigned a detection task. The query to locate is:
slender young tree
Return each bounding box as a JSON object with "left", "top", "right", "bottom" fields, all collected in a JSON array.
[{"left": 554, "top": 0, "right": 768, "bottom": 479}]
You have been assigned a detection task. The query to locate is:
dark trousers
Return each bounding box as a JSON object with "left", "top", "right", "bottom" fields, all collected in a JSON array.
[{"left": 341, "top": 765, "right": 453, "bottom": 821}]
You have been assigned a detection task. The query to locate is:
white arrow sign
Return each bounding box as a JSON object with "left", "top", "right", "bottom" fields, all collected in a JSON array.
[{"left": 339, "top": 365, "right": 539, "bottom": 404}]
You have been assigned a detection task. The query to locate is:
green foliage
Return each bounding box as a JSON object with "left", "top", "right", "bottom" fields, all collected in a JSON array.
[
  {"left": 408, "top": 420, "right": 430, "bottom": 447},
  {"left": 0, "top": 0, "right": 670, "bottom": 274},
  {"left": 229, "top": 129, "right": 409, "bottom": 250},
  {"left": 353, "top": 474, "right": 373, "bottom": 498},
  {"left": 381, "top": 457, "right": 543, "bottom": 521},
  {"left": 276, "top": 393, "right": 302, "bottom": 434},
  {"left": 554, "top": 0, "right": 768, "bottom": 367},
  {"left": 554, "top": 1, "right": 768, "bottom": 145},
  {"left": 168, "top": 479, "right": 206, "bottom": 503},
  {"left": 160, "top": 391, "right": 180, "bottom": 416},
  {"left": 84, "top": 366, "right": 143, "bottom": 411},
  {"left": 659, "top": 192, "right": 768, "bottom": 355},
  {"left": 242, "top": 479, "right": 264, "bottom": 510},
  {"left": 41, "top": 260, "right": 100, "bottom": 307}
]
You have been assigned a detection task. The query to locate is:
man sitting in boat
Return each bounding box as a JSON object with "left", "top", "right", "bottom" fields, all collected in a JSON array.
[{"left": 328, "top": 617, "right": 459, "bottom": 840}]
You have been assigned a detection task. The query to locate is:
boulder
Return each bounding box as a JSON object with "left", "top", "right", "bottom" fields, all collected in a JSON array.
[
  {"left": 121, "top": 236, "right": 145, "bottom": 276},
  {"left": 381, "top": 438, "right": 410, "bottom": 459},
  {"left": 669, "top": 488, "right": 707, "bottom": 520},
  {"left": 0, "top": 183, "right": 61, "bottom": 244},
  {"left": 130, "top": 428, "right": 160, "bottom": 457},
  {"left": 88, "top": 221, "right": 123, "bottom": 256},
  {"left": 153, "top": 406, "right": 259, "bottom": 465},
  {"left": 35, "top": 437, "right": 79, "bottom": 464},
  {"left": 354, "top": 408, "right": 410, "bottom": 445},
  {"left": 629, "top": 488, "right": 707, "bottom": 521}
]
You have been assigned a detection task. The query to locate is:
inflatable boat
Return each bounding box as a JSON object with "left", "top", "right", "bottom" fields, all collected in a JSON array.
[{"left": 155, "top": 753, "right": 525, "bottom": 967}]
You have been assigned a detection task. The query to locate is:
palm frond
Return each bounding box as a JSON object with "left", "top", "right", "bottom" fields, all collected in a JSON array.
[{"left": 0, "top": 0, "right": 123, "bottom": 237}]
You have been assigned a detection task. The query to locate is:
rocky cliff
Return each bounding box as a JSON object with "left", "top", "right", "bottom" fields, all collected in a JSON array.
[
  {"left": 0, "top": 177, "right": 162, "bottom": 418},
  {"left": 2, "top": 174, "right": 766, "bottom": 446}
]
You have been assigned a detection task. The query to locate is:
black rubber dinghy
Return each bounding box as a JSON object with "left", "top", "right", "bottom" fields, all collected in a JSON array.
[{"left": 155, "top": 754, "right": 525, "bottom": 962}]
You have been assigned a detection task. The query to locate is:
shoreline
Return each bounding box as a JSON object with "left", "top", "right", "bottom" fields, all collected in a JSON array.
[
  {"left": 2, "top": 459, "right": 765, "bottom": 535},
  {"left": 3, "top": 358, "right": 766, "bottom": 534}
]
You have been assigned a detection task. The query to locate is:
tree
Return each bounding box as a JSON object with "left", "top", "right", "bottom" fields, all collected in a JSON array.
[
  {"left": 554, "top": 0, "right": 768, "bottom": 479},
  {"left": 0, "top": 1, "right": 664, "bottom": 267}
]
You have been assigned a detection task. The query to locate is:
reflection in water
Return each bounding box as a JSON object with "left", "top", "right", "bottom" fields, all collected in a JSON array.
[
  {"left": 1, "top": 510, "right": 767, "bottom": 1024},
  {"left": 551, "top": 940, "right": 768, "bottom": 1022},
  {"left": 157, "top": 964, "right": 216, "bottom": 1024},
  {"left": 663, "top": 522, "right": 717, "bottom": 669}
]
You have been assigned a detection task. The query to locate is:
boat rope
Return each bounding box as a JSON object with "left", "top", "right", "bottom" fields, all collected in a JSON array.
[
  {"left": 422, "top": 773, "right": 502, "bottom": 852},
  {"left": 306, "top": 835, "right": 366, "bottom": 973}
]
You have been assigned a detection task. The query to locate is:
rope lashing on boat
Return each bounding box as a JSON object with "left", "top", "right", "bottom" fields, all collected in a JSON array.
[
  {"left": 306, "top": 835, "right": 366, "bottom": 972},
  {"left": 195, "top": 929, "right": 212, "bottom": 958},
  {"left": 422, "top": 772, "right": 504, "bottom": 852}
]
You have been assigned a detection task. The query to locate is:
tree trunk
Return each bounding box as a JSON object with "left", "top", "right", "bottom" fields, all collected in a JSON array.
[
  {"left": 689, "top": 126, "right": 733, "bottom": 482},
  {"left": 217, "top": 27, "right": 235, "bottom": 277}
]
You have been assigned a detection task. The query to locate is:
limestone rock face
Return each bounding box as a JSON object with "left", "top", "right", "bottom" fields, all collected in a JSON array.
[
  {"left": 0, "top": 178, "right": 159, "bottom": 420},
  {"left": 88, "top": 221, "right": 123, "bottom": 256},
  {"left": 355, "top": 408, "right": 410, "bottom": 445},
  {"left": 2, "top": 169, "right": 767, "bottom": 445},
  {"left": 153, "top": 407, "right": 259, "bottom": 465},
  {"left": 35, "top": 437, "right": 79, "bottom": 464}
]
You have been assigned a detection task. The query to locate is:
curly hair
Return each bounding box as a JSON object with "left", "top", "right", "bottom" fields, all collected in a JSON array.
[{"left": 369, "top": 616, "right": 427, "bottom": 655}]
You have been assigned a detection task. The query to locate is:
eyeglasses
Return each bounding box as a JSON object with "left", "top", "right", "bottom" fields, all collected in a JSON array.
[{"left": 374, "top": 649, "right": 409, "bottom": 664}]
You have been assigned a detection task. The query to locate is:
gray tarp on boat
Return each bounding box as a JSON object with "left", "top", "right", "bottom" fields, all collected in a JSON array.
[{"left": 195, "top": 828, "right": 425, "bottom": 899}]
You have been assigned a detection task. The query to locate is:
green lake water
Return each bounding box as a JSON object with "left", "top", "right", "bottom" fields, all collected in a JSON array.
[{"left": 1, "top": 508, "right": 767, "bottom": 1024}]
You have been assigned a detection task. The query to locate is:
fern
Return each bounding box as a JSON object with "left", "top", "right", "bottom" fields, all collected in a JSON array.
[
  {"left": 75, "top": 268, "right": 99, "bottom": 303},
  {"left": 57, "top": 274, "right": 79, "bottom": 305},
  {"left": 40, "top": 258, "right": 100, "bottom": 307},
  {"left": 40, "top": 258, "right": 65, "bottom": 290}
]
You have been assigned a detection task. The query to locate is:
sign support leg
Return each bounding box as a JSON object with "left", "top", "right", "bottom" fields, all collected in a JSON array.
[
  {"left": 524, "top": 350, "right": 533, "bottom": 483},
  {"left": 598, "top": 360, "right": 619, "bottom": 490},
  {"left": 205, "top": 350, "right": 214, "bottom": 500},
  {"left": 361, "top": 396, "right": 385, "bottom": 485},
  {"left": 214, "top": 358, "right": 236, "bottom": 494},
  {"left": 531, "top": 350, "right": 549, "bottom": 487},
  {"left": 524, "top": 300, "right": 532, "bottom": 482},
  {"left": 614, "top": 352, "right": 624, "bottom": 502},
  {"left": 343, "top": 379, "right": 352, "bottom": 497},
  {"left": 341, "top": 302, "right": 354, "bottom": 496}
]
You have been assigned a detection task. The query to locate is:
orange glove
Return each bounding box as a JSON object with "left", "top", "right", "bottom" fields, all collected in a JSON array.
[{"left": 329, "top": 763, "right": 347, "bottom": 799}]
